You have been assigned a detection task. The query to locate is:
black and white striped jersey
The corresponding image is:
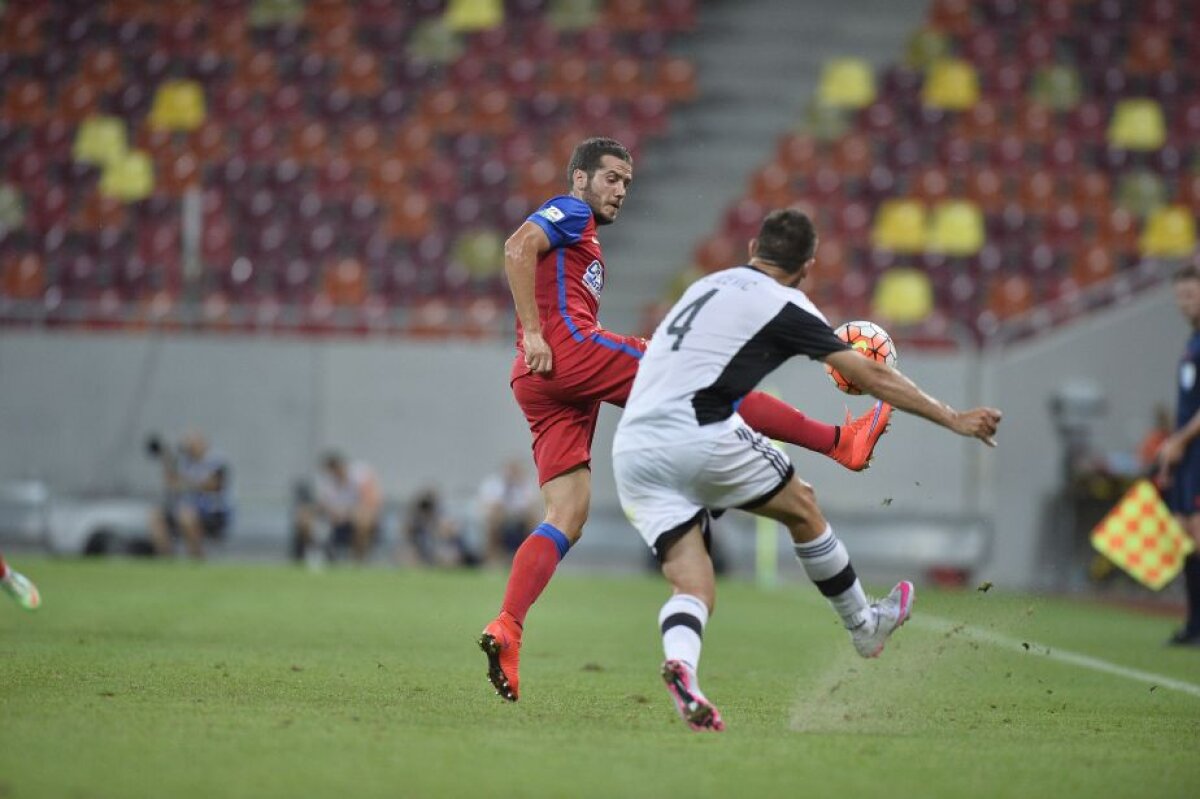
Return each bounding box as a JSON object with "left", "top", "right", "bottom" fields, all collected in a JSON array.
[{"left": 613, "top": 265, "right": 848, "bottom": 452}]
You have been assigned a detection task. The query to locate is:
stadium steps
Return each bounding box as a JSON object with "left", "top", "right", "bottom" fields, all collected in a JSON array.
[{"left": 600, "top": 0, "right": 930, "bottom": 332}]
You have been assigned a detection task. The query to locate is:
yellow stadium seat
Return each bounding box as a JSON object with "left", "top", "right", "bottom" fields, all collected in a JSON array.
[
  {"left": 99, "top": 150, "right": 154, "bottom": 202},
  {"left": 817, "top": 58, "right": 876, "bottom": 109},
  {"left": 408, "top": 19, "right": 464, "bottom": 64},
  {"left": 927, "top": 199, "right": 985, "bottom": 256},
  {"left": 445, "top": 0, "right": 503, "bottom": 31},
  {"left": 1108, "top": 98, "right": 1166, "bottom": 151},
  {"left": 549, "top": 0, "right": 599, "bottom": 31},
  {"left": 1030, "top": 65, "right": 1082, "bottom": 111},
  {"left": 1116, "top": 170, "right": 1167, "bottom": 218},
  {"left": 1139, "top": 206, "right": 1197, "bottom": 258},
  {"left": 0, "top": 182, "right": 24, "bottom": 233},
  {"left": 453, "top": 229, "right": 505, "bottom": 278},
  {"left": 249, "top": 0, "right": 304, "bottom": 27},
  {"left": 872, "top": 267, "right": 933, "bottom": 325},
  {"left": 922, "top": 57, "right": 980, "bottom": 111},
  {"left": 904, "top": 28, "right": 949, "bottom": 70},
  {"left": 148, "top": 80, "right": 206, "bottom": 132},
  {"left": 871, "top": 199, "right": 927, "bottom": 253},
  {"left": 72, "top": 115, "right": 128, "bottom": 167}
]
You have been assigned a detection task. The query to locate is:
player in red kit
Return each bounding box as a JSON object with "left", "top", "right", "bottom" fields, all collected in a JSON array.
[{"left": 478, "top": 138, "right": 890, "bottom": 701}]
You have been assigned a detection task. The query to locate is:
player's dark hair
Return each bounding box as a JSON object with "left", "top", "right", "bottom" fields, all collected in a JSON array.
[
  {"left": 321, "top": 451, "right": 345, "bottom": 471},
  {"left": 1173, "top": 263, "right": 1200, "bottom": 283},
  {"left": 567, "top": 137, "right": 632, "bottom": 183},
  {"left": 754, "top": 208, "right": 817, "bottom": 273}
]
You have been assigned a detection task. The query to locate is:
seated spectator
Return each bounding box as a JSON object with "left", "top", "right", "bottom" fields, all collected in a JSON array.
[
  {"left": 147, "top": 432, "right": 233, "bottom": 559},
  {"left": 293, "top": 452, "right": 383, "bottom": 564},
  {"left": 403, "top": 488, "right": 480, "bottom": 568},
  {"left": 476, "top": 459, "right": 539, "bottom": 564}
]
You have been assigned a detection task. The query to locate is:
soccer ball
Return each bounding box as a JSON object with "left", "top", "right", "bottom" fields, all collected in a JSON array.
[{"left": 825, "top": 320, "right": 897, "bottom": 395}]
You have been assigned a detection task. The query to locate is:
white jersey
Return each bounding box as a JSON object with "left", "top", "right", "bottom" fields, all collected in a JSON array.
[
  {"left": 315, "top": 461, "right": 376, "bottom": 516},
  {"left": 613, "top": 265, "right": 848, "bottom": 453}
]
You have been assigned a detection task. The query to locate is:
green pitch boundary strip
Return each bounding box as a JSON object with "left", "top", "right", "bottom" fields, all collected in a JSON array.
[{"left": 916, "top": 613, "right": 1200, "bottom": 699}]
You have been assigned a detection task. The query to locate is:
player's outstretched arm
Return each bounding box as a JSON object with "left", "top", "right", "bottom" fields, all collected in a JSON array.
[
  {"left": 824, "top": 351, "right": 1002, "bottom": 447},
  {"left": 504, "top": 222, "right": 554, "bottom": 374}
]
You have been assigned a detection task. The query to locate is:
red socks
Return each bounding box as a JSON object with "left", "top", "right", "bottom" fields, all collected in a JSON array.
[
  {"left": 501, "top": 525, "right": 570, "bottom": 626},
  {"left": 740, "top": 391, "right": 838, "bottom": 453},
  {"left": 0, "top": 554, "right": 9, "bottom": 580}
]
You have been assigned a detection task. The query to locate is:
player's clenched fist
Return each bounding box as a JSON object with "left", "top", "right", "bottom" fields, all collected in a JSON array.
[
  {"left": 523, "top": 331, "right": 553, "bottom": 374},
  {"left": 953, "top": 407, "right": 1003, "bottom": 447}
]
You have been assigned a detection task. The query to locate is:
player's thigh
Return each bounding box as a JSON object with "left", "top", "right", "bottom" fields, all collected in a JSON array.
[
  {"left": 555, "top": 335, "right": 644, "bottom": 406},
  {"left": 613, "top": 446, "right": 707, "bottom": 559},
  {"left": 512, "top": 374, "right": 599, "bottom": 485},
  {"left": 690, "top": 426, "right": 797, "bottom": 513}
]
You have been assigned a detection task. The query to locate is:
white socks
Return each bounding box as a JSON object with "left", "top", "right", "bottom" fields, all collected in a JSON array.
[
  {"left": 794, "top": 525, "right": 871, "bottom": 630},
  {"left": 658, "top": 593, "right": 709, "bottom": 672}
]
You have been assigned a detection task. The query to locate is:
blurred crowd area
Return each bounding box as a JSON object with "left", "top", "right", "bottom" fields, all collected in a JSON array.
[{"left": 0, "top": 0, "right": 1194, "bottom": 345}]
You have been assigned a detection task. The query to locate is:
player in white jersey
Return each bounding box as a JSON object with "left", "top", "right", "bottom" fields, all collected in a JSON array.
[{"left": 613, "top": 209, "right": 1002, "bottom": 732}]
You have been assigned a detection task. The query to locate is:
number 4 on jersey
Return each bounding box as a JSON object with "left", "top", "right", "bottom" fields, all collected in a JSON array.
[{"left": 665, "top": 289, "right": 719, "bottom": 350}]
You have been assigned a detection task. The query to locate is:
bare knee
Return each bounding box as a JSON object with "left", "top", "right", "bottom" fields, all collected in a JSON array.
[
  {"left": 763, "top": 480, "right": 826, "bottom": 543},
  {"left": 543, "top": 497, "right": 588, "bottom": 541}
]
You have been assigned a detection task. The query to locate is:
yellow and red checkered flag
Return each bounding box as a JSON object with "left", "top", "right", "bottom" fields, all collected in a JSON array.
[{"left": 1091, "top": 479, "right": 1195, "bottom": 590}]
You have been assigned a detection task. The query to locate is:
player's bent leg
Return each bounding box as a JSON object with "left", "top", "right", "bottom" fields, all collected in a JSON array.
[
  {"left": 657, "top": 527, "right": 723, "bottom": 732},
  {"left": 749, "top": 477, "right": 913, "bottom": 658},
  {"left": 829, "top": 401, "right": 893, "bottom": 472},
  {"left": 479, "top": 467, "right": 590, "bottom": 701}
]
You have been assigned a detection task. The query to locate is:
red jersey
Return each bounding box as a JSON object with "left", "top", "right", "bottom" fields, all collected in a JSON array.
[{"left": 517, "top": 195, "right": 609, "bottom": 351}]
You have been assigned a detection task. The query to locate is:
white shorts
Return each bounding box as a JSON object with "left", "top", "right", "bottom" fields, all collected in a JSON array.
[{"left": 613, "top": 423, "right": 794, "bottom": 558}]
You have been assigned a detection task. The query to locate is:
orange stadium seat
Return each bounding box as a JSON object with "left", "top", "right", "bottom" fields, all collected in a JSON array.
[
  {"left": 927, "top": 0, "right": 975, "bottom": 35},
  {"left": 1, "top": 253, "right": 45, "bottom": 300},
  {"left": 1070, "top": 243, "right": 1116, "bottom": 288}
]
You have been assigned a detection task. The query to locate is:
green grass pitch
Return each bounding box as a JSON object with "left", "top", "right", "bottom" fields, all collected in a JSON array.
[{"left": 2, "top": 558, "right": 1199, "bottom": 798}]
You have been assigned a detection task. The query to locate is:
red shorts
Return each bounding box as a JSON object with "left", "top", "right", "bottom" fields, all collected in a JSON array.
[{"left": 510, "top": 331, "right": 646, "bottom": 485}]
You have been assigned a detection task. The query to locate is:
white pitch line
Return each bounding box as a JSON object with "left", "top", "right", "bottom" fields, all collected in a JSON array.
[{"left": 916, "top": 612, "right": 1200, "bottom": 700}]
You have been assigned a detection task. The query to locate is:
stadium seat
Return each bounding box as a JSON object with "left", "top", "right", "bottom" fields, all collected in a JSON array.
[
  {"left": 1126, "top": 27, "right": 1174, "bottom": 75},
  {"left": 99, "top": 150, "right": 154, "bottom": 202},
  {"left": 1140, "top": 206, "right": 1197, "bottom": 258},
  {"left": 1016, "top": 170, "right": 1058, "bottom": 215},
  {"left": 148, "top": 79, "right": 207, "bottom": 132},
  {"left": 1107, "top": 99, "right": 1167, "bottom": 151},
  {"left": 927, "top": 0, "right": 975, "bottom": 35},
  {"left": 954, "top": 99, "right": 1002, "bottom": 143},
  {"left": 1030, "top": 65, "right": 1083, "bottom": 111},
  {"left": 903, "top": 28, "right": 949, "bottom": 70},
  {"left": 337, "top": 52, "right": 384, "bottom": 97},
  {"left": 871, "top": 199, "right": 927, "bottom": 254},
  {"left": 986, "top": 274, "right": 1035, "bottom": 319},
  {"left": 872, "top": 267, "right": 933, "bottom": 324},
  {"left": 445, "top": 0, "right": 504, "bottom": 31},
  {"left": 453, "top": 228, "right": 505, "bottom": 279},
  {"left": 407, "top": 18, "right": 465, "bottom": 64},
  {"left": 1070, "top": 243, "right": 1116, "bottom": 288},
  {"left": 817, "top": 58, "right": 876, "bottom": 109},
  {"left": 73, "top": 116, "right": 129, "bottom": 168},
  {"left": 922, "top": 58, "right": 980, "bottom": 110},
  {"left": 1096, "top": 207, "right": 1140, "bottom": 255},
  {"left": 963, "top": 167, "right": 1007, "bottom": 214},
  {"left": 1, "top": 253, "right": 45, "bottom": 300},
  {"left": 1116, "top": 171, "right": 1168, "bottom": 218},
  {"left": 1013, "top": 102, "right": 1054, "bottom": 146},
  {"left": 927, "top": 200, "right": 985, "bottom": 256}
]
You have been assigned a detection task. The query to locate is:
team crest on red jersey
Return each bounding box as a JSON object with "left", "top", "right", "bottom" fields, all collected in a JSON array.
[{"left": 583, "top": 260, "right": 604, "bottom": 297}]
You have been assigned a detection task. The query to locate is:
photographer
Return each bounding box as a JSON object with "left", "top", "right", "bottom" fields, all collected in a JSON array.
[
  {"left": 292, "top": 452, "right": 382, "bottom": 564},
  {"left": 147, "top": 432, "right": 233, "bottom": 559}
]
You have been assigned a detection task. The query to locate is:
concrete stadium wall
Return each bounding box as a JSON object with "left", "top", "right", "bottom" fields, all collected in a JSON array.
[{"left": 0, "top": 282, "right": 1177, "bottom": 586}]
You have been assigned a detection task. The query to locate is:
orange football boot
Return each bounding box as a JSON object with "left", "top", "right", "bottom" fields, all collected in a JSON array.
[
  {"left": 830, "top": 400, "right": 892, "bottom": 471},
  {"left": 478, "top": 611, "right": 522, "bottom": 702}
]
